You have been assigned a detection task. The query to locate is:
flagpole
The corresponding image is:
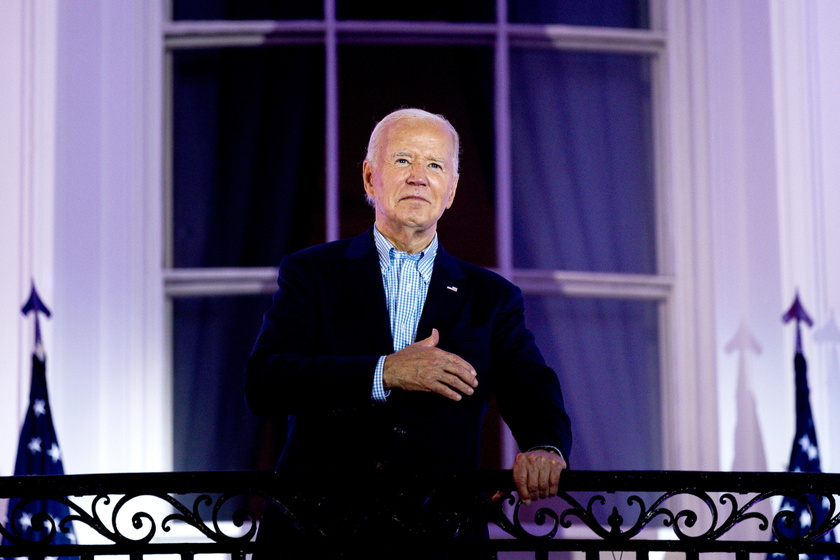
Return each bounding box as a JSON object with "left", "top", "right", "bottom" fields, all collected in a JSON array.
[
  {"left": 767, "top": 293, "right": 836, "bottom": 560},
  {"left": 3, "top": 283, "right": 78, "bottom": 556}
]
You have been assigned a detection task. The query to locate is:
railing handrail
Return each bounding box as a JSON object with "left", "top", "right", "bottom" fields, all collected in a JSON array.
[
  {"left": 2, "top": 470, "right": 839, "bottom": 558},
  {"left": 4, "top": 468, "right": 840, "bottom": 492}
]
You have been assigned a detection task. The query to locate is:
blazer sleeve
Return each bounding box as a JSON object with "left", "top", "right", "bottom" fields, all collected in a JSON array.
[{"left": 489, "top": 283, "right": 573, "bottom": 461}]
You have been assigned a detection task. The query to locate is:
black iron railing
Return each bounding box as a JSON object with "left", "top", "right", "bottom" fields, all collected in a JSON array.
[{"left": 1, "top": 470, "right": 840, "bottom": 559}]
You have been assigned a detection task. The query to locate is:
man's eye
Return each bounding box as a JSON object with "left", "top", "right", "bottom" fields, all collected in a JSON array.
[
  {"left": 396, "top": 158, "right": 409, "bottom": 164},
  {"left": 429, "top": 163, "right": 442, "bottom": 170}
]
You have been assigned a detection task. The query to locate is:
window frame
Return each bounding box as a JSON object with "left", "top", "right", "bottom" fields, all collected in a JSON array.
[{"left": 159, "top": 0, "right": 719, "bottom": 471}]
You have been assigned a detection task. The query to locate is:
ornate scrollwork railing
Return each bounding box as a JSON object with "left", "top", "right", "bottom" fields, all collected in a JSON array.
[{"left": 1, "top": 470, "right": 840, "bottom": 558}]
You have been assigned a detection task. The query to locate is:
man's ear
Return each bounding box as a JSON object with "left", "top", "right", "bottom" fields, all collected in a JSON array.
[{"left": 363, "top": 160, "right": 376, "bottom": 199}]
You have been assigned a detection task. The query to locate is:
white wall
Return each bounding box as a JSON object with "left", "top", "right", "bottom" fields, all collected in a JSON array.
[
  {"left": 772, "top": 0, "right": 840, "bottom": 472},
  {"left": 0, "top": 0, "right": 168, "bottom": 476},
  {"left": 706, "top": 0, "right": 787, "bottom": 472},
  {"left": 2, "top": 0, "right": 839, "bottom": 476},
  {"left": 0, "top": 0, "right": 58, "bottom": 477},
  {"left": 709, "top": 0, "right": 840, "bottom": 473}
]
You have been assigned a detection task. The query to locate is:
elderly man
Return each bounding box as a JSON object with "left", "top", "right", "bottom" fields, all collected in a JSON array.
[{"left": 245, "top": 108, "right": 572, "bottom": 558}]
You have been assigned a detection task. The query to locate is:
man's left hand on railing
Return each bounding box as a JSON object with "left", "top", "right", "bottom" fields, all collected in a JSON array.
[{"left": 511, "top": 448, "right": 567, "bottom": 505}]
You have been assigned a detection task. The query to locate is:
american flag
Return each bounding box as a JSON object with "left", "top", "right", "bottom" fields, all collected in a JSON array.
[
  {"left": 1, "top": 286, "right": 77, "bottom": 558},
  {"left": 769, "top": 295, "right": 836, "bottom": 560}
]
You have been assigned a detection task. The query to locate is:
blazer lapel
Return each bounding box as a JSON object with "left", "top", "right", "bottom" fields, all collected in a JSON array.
[
  {"left": 343, "top": 228, "right": 394, "bottom": 352},
  {"left": 417, "top": 246, "right": 466, "bottom": 340}
]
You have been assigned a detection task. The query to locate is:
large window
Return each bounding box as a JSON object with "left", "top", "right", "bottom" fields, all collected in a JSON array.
[{"left": 164, "top": 0, "right": 665, "bottom": 473}]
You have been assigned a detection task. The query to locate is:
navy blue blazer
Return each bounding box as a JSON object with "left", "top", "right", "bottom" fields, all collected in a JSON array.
[{"left": 245, "top": 228, "right": 572, "bottom": 472}]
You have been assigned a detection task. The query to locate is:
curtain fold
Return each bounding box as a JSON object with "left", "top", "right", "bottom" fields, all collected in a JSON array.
[{"left": 511, "top": 49, "right": 661, "bottom": 470}]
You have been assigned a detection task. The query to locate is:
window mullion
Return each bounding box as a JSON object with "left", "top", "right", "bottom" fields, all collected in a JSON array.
[
  {"left": 325, "top": 0, "right": 340, "bottom": 241},
  {"left": 495, "top": 0, "right": 512, "bottom": 278}
]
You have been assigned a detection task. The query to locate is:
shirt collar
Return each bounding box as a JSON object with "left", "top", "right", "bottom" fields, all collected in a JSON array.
[{"left": 373, "top": 226, "right": 438, "bottom": 282}]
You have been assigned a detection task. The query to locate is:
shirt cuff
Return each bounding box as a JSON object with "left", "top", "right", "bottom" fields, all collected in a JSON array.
[
  {"left": 527, "top": 445, "right": 564, "bottom": 460},
  {"left": 372, "top": 355, "right": 390, "bottom": 402}
]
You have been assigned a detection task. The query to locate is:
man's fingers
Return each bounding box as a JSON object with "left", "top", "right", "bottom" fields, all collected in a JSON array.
[
  {"left": 443, "top": 359, "right": 478, "bottom": 388},
  {"left": 445, "top": 374, "right": 476, "bottom": 396},
  {"left": 522, "top": 466, "right": 543, "bottom": 503},
  {"left": 431, "top": 382, "right": 465, "bottom": 402},
  {"left": 516, "top": 479, "right": 532, "bottom": 504},
  {"left": 549, "top": 459, "right": 562, "bottom": 495},
  {"left": 527, "top": 467, "right": 544, "bottom": 499},
  {"left": 432, "top": 372, "right": 477, "bottom": 401},
  {"left": 413, "top": 329, "right": 478, "bottom": 381}
]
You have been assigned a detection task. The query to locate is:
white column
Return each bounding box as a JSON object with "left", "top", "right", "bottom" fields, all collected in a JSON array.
[
  {"left": 50, "top": 0, "right": 168, "bottom": 474},
  {"left": 659, "top": 0, "right": 720, "bottom": 471},
  {"left": 703, "top": 0, "right": 840, "bottom": 473},
  {"left": 704, "top": 0, "right": 790, "bottom": 472},
  {"left": 770, "top": 0, "right": 840, "bottom": 471},
  {"left": 0, "top": 0, "right": 58, "bottom": 477}
]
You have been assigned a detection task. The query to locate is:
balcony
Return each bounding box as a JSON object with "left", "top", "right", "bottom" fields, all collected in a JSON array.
[{"left": 2, "top": 470, "right": 839, "bottom": 559}]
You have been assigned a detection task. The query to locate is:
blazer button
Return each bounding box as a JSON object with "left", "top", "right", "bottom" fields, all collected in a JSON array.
[{"left": 393, "top": 426, "right": 407, "bottom": 435}]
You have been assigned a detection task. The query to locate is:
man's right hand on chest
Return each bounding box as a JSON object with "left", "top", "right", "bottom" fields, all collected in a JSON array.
[{"left": 382, "top": 328, "right": 478, "bottom": 402}]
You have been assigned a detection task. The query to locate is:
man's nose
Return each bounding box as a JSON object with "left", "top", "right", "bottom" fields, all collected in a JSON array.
[{"left": 406, "top": 163, "right": 428, "bottom": 186}]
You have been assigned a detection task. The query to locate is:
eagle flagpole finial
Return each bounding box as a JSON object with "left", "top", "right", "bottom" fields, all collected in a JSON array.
[
  {"left": 782, "top": 291, "right": 813, "bottom": 354},
  {"left": 21, "top": 281, "right": 52, "bottom": 358}
]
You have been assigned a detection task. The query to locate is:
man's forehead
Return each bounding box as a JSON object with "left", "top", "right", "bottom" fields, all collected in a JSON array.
[{"left": 382, "top": 121, "right": 455, "bottom": 158}]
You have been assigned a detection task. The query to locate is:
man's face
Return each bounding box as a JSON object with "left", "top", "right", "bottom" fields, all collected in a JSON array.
[{"left": 363, "top": 118, "right": 459, "bottom": 238}]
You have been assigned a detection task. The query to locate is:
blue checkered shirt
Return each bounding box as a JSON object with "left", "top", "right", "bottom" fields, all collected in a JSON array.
[{"left": 371, "top": 227, "right": 437, "bottom": 402}]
